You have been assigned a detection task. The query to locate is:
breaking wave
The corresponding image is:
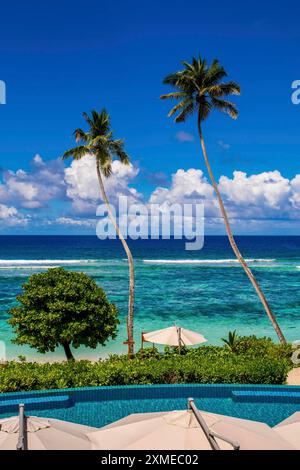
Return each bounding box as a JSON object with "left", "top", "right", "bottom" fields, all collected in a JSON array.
[
  {"left": 143, "top": 258, "right": 276, "bottom": 265},
  {"left": 0, "top": 259, "right": 96, "bottom": 268}
]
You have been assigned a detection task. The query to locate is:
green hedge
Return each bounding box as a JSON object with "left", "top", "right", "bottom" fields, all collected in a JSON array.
[{"left": 0, "top": 347, "right": 291, "bottom": 393}]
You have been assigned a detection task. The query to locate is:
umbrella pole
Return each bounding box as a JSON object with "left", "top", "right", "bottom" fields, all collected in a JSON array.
[
  {"left": 16, "top": 404, "right": 27, "bottom": 451},
  {"left": 188, "top": 398, "right": 240, "bottom": 450}
]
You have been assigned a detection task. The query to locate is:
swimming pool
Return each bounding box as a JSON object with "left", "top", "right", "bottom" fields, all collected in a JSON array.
[{"left": 0, "top": 384, "right": 300, "bottom": 428}]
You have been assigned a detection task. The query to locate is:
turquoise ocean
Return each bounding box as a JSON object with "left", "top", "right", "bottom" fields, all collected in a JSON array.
[{"left": 0, "top": 235, "right": 300, "bottom": 361}]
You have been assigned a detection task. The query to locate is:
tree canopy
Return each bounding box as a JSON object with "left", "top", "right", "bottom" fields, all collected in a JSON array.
[{"left": 9, "top": 268, "right": 119, "bottom": 360}]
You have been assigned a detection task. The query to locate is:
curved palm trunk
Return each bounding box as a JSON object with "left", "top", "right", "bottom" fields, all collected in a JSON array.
[
  {"left": 197, "top": 114, "right": 286, "bottom": 344},
  {"left": 96, "top": 161, "right": 135, "bottom": 357}
]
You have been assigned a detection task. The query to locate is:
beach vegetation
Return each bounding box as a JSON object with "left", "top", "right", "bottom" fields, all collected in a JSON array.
[
  {"left": 233, "top": 335, "right": 293, "bottom": 359},
  {"left": 0, "top": 336, "right": 292, "bottom": 392},
  {"left": 8, "top": 268, "right": 119, "bottom": 361},
  {"left": 221, "top": 330, "right": 240, "bottom": 352}
]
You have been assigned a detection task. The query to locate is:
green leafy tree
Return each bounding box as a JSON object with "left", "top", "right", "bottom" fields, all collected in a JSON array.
[
  {"left": 62, "top": 109, "right": 135, "bottom": 356},
  {"left": 9, "top": 268, "right": 119, "bottom": 361},
  {"left": 161, "top": 56, "right": 286, "bottom": 344}
]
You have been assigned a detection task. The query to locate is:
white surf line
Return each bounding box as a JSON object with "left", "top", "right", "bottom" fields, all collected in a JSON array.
[
  {"left": 143, "top": 258, "right": 276, "bottom": 265},
  {"left": 0, "top": 259, "right": 96, "bottom": 266},
  {"left": 0, "top": 266, "right": 60, "bottom": 270}
]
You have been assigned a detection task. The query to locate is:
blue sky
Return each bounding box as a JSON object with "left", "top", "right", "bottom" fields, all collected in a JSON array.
[{"left": 0, "top": 0, "right": 300, "bottom": 234}]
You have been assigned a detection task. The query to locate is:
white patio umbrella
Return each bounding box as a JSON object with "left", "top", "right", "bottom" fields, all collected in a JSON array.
[
  {"left": 87, "top": 399, "right": 294, "bottom": 450},
  {"left": 142, "top": 326, "right": 207, "bottom": 350},
  {"left": 0, "top": 404, "right": 97, "bottom": 450},
  {"left": 274, "top": 412, "right": 300, "bottom": 449}
]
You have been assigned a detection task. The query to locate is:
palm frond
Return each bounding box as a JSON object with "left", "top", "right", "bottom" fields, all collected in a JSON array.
[
  {"left": 90, "top": 133, "right": 112, "bottom": 147},
  {"left": 98, "top": 153, "right": 113, "bottom": 177},
  {"left": 97, "top": 108, "right": 110, "bottom": 132},
  {"left": 204, "top": 59, "right": 227, "bottom": 86},
  {"left": 160, "top": 91, "right": 187, "bottom": 100},
  {"left": 91, "top": 109, "right": 100, "bottom": 124},
  {"left": 181, "top": 60, "right": 196, "bottom": 73},
  {"left": 73, "top": 128, "right": 89, "bottom": 143},
  {"left": 102, "top": 166, "right": 112, "bottom": 177},
  {"left": 167, "top": 98, "right": 193, "bottom": 118},
  {"left": 82, "top": 112, "right": 94, "bottom": 128},
  {"left": 109, "top": 139, "right": 129, "bottom": 164},
  {"left": 161, "top": 55, "right": 240, "bottom": 124},
  {"left": 211, "top": 97, "right": 238, "bottom": 119},
  {"left": 162, "top": 71, "right": 181, "bottom": 86},
  {"left": 174, "top": 101, "right": 195, "bottom": 123},
  {"left": 63, "top": 108, "right": 130, "bottom": 177},
  {"left": 62, "top": 146, "right": 90, "bottom": 160},
  {"left": 207, "top": 81, "right": 241, "bottom": 97}
]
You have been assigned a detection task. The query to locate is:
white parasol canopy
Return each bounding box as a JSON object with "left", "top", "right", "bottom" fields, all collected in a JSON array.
[
  {"left": 87, "top": 401, "right": 294, "bottom": 450},
  {"left": 0, "top": 409, "right": 97, "bottom": 450},
  {"left": 143, "top": 325, "right": 207, "bottom": 347},
  {"left": 274, "top": 412, "right": 300, "bottom": 449}
]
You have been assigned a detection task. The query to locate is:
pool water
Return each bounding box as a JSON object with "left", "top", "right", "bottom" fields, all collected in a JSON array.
[{"left": 0, "top": 384, "right": 300, "bottom": 428}]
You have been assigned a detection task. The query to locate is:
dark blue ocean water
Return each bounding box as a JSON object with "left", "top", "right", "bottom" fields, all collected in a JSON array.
[{"left": 0, "top": 235, "right": 300, "bottom": 360}]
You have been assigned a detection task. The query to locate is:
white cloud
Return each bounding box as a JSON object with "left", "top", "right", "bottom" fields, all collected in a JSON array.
[
  {"left": 62, "top": 164, "right": 300, "bottom": 234},
  {"left": 218, "top": 140, "right": 230, "bottom": 150},
  {"left": 218, "top": 170, "right": 293, "bottom": 221},
  {"left": 219, "top": 171, "right": 290, "bottom": 208},
  {"left": 0, "top": 155, "right": 65, "bottom": 210},
  {"left": 148, "top": 168, "right": 300, "bottom": 232},
  {"left": 0, "top": 203, "right": 18, "bottom": 219},
  {"left": 56, "top": 217, "right": 96, "bottom": 227},
  {"left": 175, "top": 131, "right": 194, "bottom": 142},
  {"left": 2, "top": 149, "right": 300, "bottom": 235},
  {"left": 290, "top": 175, "right": 300, "bottom": 208},
  {"left": 149, "top": 168, "right": 217, "bottom": 217},
  {"left": 64, "top": 155, "right": 142, "bottom": 215},
  {"left": 0, "top": 203, "right": 29, "bottom": 227},
  {"left": 32, "top": 153, "right": 43, "bottom": 165}
]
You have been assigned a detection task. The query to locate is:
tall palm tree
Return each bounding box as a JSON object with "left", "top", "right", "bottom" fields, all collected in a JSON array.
[
  {"left": 161, "top": 57, "right": 286, "bottom": 344},
  {"left": 62, "top": 109, "right": 135, "bottom": 356}
]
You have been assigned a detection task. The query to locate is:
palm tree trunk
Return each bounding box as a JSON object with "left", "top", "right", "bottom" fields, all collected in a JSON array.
[
  {"left": 197, "top": 114, "right": 286, "bottom": 344},
  {"left": 96, "top": 161, "right": 135, "bottom": 357}
]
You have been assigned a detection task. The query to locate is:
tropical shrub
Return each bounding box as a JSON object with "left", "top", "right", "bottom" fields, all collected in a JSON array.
[
  {"left": 0, "top": 348, "right": 291, "bottom": 393},
  {"left": 233, "top": 335, "right": 293, "bottom": 359},
  {"left": 221, "top": 330, "right": 240, "bottom": 352}
]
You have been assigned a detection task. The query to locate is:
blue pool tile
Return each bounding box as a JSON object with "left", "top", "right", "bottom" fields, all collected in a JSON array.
[
  {"left": 232, "top": 390, "right": 300, "bottom": 403},
  {"left": 0, "top": 384, "right": 300, "bottom": 427},
  {"left": 0, "top": 394, "right": 71, "bottom": 413}
]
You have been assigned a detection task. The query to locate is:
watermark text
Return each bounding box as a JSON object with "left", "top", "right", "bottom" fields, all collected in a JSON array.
[
  {"left": 291, "top": 80, "right": 300, "bottom": 105},
  {"left": 0, "top": 80, "right": 6, "bottom": 104},
  {"left": 96, "top": 196, "right": 204, "bottom": 251}
]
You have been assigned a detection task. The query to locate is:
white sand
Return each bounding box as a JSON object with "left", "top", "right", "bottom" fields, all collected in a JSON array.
[{"left": 287, "top": 368, "right": 300, "bottom": 385}]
